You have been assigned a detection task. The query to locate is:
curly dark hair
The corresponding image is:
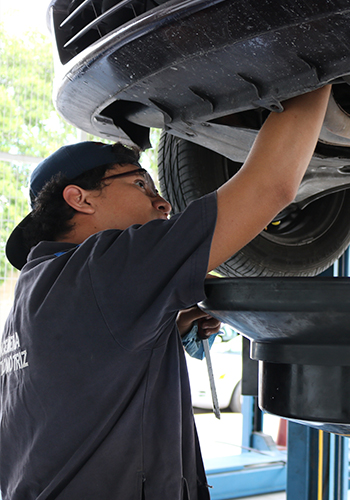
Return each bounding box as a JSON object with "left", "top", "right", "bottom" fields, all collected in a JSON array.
[{"left": 24, "top": 143, "right": 140, "bottom": 249}]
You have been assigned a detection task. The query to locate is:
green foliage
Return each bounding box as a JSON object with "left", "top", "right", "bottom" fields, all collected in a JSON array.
[
  {"left": 0, "top": 26, "right": 163, "bottom": 283},
  {"left": 0, "top": 28, "right": 78, "bottom": 157},
  {"left": 0, "top": 161, "right": 31, "bottom": 279},
  {"left": 0, "top": 27, "right": 78, "bottom": 281}
]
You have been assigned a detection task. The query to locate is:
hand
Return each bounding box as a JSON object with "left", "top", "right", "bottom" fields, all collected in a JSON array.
[{"left": 177, "top": 305, "right": 221, "bottom": 338}]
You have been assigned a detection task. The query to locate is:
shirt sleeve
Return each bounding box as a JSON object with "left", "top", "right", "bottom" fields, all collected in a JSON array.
[{"left": 87, "top": 193, "right": 217, "bottom": 350}]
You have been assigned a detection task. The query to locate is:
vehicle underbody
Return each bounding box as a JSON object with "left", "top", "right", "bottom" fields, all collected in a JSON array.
[{"left": 48, "top": 0, "right": 350, "bottom": 276}]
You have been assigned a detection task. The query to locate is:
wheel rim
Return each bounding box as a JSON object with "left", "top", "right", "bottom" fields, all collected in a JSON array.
[{"left": 261, "top": 191, "right": 346, "bottom": 247}]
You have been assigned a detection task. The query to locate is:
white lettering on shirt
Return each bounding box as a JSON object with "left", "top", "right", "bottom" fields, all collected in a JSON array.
[{"left": 0, "top": 332, "right": 29, "bottom": 376}]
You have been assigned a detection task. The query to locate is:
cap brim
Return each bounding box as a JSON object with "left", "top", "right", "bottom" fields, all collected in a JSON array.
[{"left": 6, "top": 213, "right": 34, "bottom": 271}]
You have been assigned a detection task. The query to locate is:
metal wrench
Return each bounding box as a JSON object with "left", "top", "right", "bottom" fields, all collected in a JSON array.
[{"left": 202, "top": 338, "right": 221, "bottom": 419}]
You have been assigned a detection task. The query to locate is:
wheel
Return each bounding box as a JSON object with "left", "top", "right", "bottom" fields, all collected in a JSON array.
[
  {"left": 229, "top": 380, "right": 242, "bottom": 413},
  {"left": 158, "top": 132, "right": 350, "bottom": 277}
]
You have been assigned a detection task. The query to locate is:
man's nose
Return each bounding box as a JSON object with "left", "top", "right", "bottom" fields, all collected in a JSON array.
[{"left": 153, "top": 195, "right": 172, "bottom": 215}]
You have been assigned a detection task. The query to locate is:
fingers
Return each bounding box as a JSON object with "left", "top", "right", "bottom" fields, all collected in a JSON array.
[
  {"left": 177, "top": 306, "right": 207, "bottom": 336},
  {"left": 177, "top": 306, "right": 221, "bottom": 337},
  {"left": 197, "top": 316, "right": 221, "bottom": 339},
  {"left": 182, "top": 306, "right": 210, "bottom": 323}
]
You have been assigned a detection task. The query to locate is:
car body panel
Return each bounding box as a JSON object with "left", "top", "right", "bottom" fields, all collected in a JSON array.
[
  {"left": 48, "top": 0, "right": 350, "bottom": 277},
  {"left": 48, "top": 0, "right": 350, "bottom": 206}
]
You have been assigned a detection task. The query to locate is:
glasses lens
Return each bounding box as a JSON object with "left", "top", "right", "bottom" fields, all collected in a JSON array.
[
  {"left": 102, "top": 168, "right": 159, "bottom": 196},
  {"left": 144, "top": 172, "right": 158, "bottom": 196}
]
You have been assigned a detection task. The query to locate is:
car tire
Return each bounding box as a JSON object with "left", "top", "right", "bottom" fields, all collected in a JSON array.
[
  {"left": 158, "top": 132, "right": 350, "bottom": 277},
  {"left": 229, "top": 380, "right": 242, "bottom": 413}
]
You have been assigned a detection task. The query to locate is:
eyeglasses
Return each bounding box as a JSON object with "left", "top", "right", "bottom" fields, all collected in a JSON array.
[{"left": 101, "top": 168, "right": 159, "bottom": 197}]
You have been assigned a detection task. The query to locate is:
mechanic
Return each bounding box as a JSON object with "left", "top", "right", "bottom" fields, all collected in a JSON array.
[{"left": 1, "top": 85, "right": 330, "bottom": 500}]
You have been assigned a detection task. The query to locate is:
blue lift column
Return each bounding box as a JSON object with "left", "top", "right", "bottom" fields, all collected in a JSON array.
[
  {"left": 287, "top": 424, "right": 346, "bottom": 499},
  {"left": 287, "top": 405, "right": 348, "bottom": 499}
]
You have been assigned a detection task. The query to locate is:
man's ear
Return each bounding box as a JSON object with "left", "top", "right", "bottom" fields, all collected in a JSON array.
[{"left": 63, "top": 185, "right": 95, "bottom": 214}]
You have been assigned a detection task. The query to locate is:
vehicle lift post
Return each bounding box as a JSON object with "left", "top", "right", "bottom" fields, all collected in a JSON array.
[
  {"left": 203, "top": 250, "right": 350, "bottom": 499},
  {"left": 286, "top": 252, "right": 350, "bottom": 500}
]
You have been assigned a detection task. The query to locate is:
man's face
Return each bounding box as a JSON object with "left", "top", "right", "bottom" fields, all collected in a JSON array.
[{"left": 90, "top": 164, "right": 172, "bottom": 231}]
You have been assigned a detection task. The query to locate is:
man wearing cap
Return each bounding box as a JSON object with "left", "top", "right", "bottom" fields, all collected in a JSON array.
[{"left": 1, "top": 86, "right": 330, "bottom": 499}]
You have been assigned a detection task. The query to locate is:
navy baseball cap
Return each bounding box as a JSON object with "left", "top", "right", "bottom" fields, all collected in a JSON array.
[{"left": 6, "top": 141, "right": 140, "bottom": 270}]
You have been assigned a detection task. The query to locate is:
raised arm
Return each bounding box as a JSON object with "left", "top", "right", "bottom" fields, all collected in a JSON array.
[{"left": 207, "top": 85, "right": 332, "bottom": 272}]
